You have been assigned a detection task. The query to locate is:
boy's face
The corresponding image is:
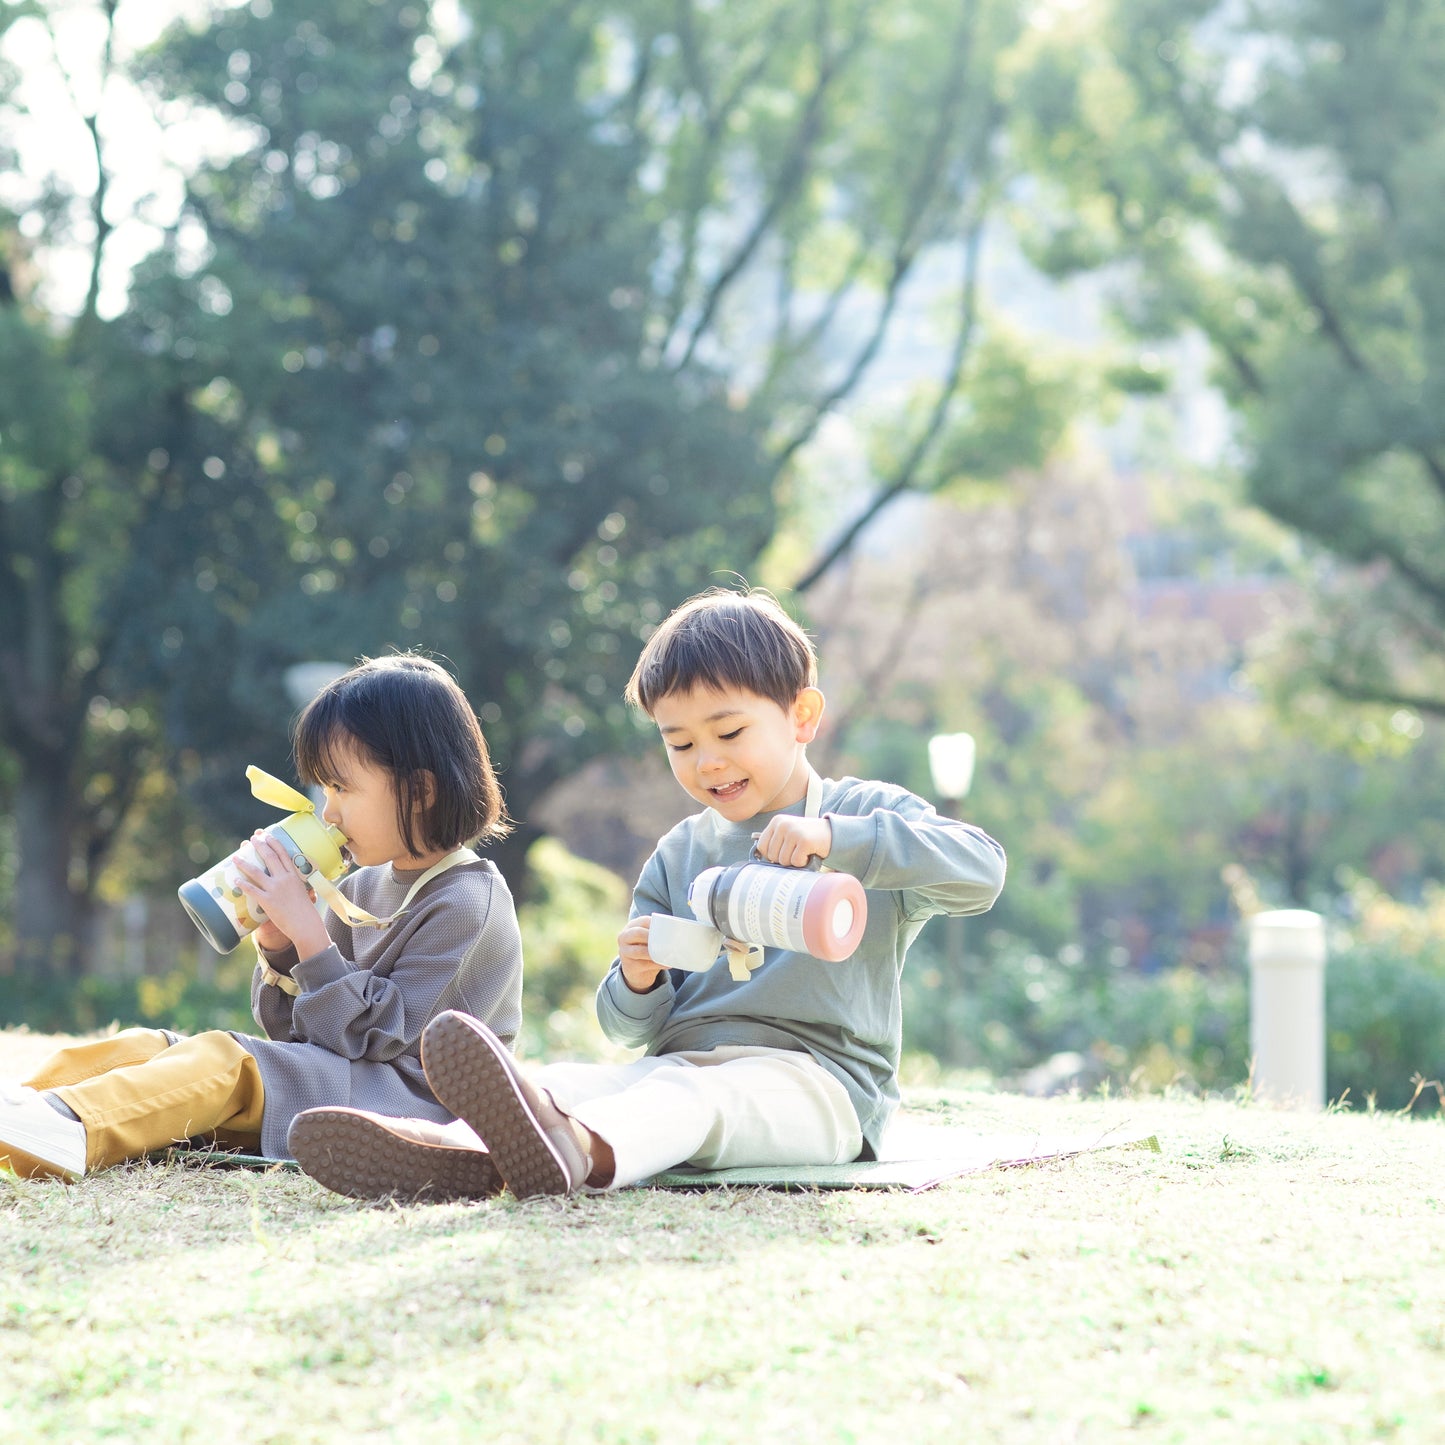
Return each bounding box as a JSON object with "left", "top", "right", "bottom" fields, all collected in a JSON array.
[{"left": 651, "top": 684, "right": 824, "bottom": 822}]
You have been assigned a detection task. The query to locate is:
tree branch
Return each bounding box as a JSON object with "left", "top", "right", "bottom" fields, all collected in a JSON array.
[
  {"left": 656, "top": 14, "right": 781, "bottom": 344},
  {"left": 670, "top": 0, "right": 871, "bottom": 371},
  {"left": 793, "top": 212, "right": 987, "bottom": 595},
  {"left": 764, "top": 5, "right": 988, "bottom": 473}
]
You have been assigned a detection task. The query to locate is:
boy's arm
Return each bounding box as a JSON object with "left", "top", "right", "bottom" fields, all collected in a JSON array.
[
  {"left": 823, "top": 786, "right": 1006, "bottom": 920},
  {"left": 596, "top": 852, "right": 677, "bottom": 1048}
]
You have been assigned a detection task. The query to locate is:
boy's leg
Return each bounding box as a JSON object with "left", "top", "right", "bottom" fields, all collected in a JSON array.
[
  {"left": 420, "top": 1012, "right": 860, "bottom": 1195},
  {"left": 47, "top": 1031, "right": 266, "bottom": 1171},
  {"left": 560, "top": 1047, "right": 862, "bottom": 1189}
]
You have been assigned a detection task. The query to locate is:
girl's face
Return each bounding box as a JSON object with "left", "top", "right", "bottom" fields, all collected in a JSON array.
[{"left": 318, "top": 742, "right": 442, "bottom": 870}]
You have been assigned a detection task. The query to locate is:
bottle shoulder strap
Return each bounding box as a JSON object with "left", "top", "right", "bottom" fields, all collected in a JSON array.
[{"left": 310, "top": 847, "right": 479, "bottom": 932}]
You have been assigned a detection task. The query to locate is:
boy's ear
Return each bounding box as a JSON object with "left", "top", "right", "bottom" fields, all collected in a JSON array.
[{"left": 791, "top": 687, "right": 826, "bottom": 743}]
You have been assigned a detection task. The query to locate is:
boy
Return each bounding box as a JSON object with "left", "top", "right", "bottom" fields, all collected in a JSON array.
[{"left": 288, "top": 587, "right": 1006, "bottom": 1199}]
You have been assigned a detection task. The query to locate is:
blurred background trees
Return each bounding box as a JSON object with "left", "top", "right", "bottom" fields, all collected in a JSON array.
[{"left": 1, "top": 0, "right": 1442, "bottom": 1109}]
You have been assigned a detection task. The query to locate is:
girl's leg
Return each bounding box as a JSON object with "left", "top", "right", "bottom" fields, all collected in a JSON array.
[
  {"left": 24, "top": 1028, "right": 180, "bottom": 1091},
  {"left": 47, "top": 1031, "right": 266, "bottom": 1171}
]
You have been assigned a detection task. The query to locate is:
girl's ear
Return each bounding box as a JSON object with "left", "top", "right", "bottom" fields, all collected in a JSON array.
[
  {"left": 412, "top": 769, "right": 438, "bottom": 809},
  {"left": 792, "top": 686, "right": 826, "bottom": 744}
]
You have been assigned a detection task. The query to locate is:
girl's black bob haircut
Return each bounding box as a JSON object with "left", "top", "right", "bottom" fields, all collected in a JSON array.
[
  {"left": 293, "top": 653, "right": 508, "bottom": 859},
  {"left": 625, "top": 586, "right": 817, "bottom": 716}
]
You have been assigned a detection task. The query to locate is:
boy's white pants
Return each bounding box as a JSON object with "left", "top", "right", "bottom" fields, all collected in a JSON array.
[{"left": 533, "top": 1046, "right": 863, "bottom": 1189}]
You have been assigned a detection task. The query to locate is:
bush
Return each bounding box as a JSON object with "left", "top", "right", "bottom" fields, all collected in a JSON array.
[
  {"left": 1325, "top": 944, "right": 1445, "bottom": 1111},
  {"left": 515, "top": 837, "right": 632, "bottom": 1062},
  {"left": 902, "top": 924, "right": 1249, "bottom": 1092}
]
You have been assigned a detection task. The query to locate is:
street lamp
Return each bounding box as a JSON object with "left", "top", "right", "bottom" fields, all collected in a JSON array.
[
  {"left": 928, "top": 732, "right": 976, "bottom": 811},
  {"left": 284, "top": 661, "right": 350, "bottom": 710}
]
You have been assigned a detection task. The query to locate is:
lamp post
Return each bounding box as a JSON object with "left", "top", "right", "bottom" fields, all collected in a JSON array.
[
  {"left": 283, "top": 662, "right": 350, "bottom": 711},
  {"left": 928, "top": 732, "right": 976, "bottom": 1062},
  {"left": 928, "top": 732, "right": 977, "bottom": 810}
]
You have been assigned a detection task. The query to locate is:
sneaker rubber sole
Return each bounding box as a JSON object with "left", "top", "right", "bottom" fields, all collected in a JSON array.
[
  {"left": 288, "top": 1107, "right": 502, "bottom": 1203},
  {"left": 422, "top": 1013, "right": 573, "bottom": 1199}
]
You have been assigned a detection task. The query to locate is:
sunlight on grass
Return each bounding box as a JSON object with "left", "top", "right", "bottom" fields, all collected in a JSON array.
[{"left": 3, "top": 1034, "right": 1445, "bottom": 1441}]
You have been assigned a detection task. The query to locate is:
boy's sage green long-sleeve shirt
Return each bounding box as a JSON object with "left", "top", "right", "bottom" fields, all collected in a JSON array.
[{"left": 596, "top": 775, "right": 1006, "bottom": 1159}]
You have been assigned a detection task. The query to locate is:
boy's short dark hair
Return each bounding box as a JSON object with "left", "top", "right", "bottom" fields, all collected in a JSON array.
[
  {"left": 294, "top": 654, "right": 509, "bottom": 857},
  {"left": 625, "top": 587, "right": 818, "bottom": 715}
]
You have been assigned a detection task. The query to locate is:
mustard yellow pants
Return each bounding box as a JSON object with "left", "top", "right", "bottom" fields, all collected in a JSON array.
[{"left": 25, "top": 1028, "right": 266, "bottom": 1171}]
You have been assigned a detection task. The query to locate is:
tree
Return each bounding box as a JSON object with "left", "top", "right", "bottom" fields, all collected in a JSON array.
[
  {"left": 0, "top": 0, "right": 1059, "bottom": 982},
  {"left": 0, "top": 1, "right": 300, "bottom": 978},
  {"left": 143, "top": 0, "right": 776, "bottom": 888},
  {"left": 608, "top": 0, "right": 1039, "bottom": 591},
  {"left": 1010, "top": 0, "right": 1445, "bottom": 711}
]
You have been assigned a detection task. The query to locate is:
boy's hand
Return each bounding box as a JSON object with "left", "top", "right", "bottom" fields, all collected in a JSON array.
[
  {"left": 753, "top": 815, "right": 832, "bottom": 869},
  {"left": 236, "top": 833, "right": 331, "bottom": 961},
  {"left": 618, "top": 916, "right": 667, "bottom": 993}
]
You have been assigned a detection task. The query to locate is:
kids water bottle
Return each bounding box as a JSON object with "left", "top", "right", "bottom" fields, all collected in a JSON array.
[
  {"left": 178, "top": 766, "right": 350, "bottom": 954},
  {"left": 687, "top": 860, "right": 867, "bottom": 962}
]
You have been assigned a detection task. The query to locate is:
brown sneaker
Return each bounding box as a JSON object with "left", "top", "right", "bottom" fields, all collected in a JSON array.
[
  {"left": 287, "top": 1106, "right": 503, "bottom": 1203},
  {"left": 421, "top": 1012, "right": 590, "bottom": 1198}
]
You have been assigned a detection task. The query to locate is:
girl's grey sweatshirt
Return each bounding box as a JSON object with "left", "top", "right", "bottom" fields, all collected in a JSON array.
[{"left": 596, "top": 775, "right": 1006, "bottom": 1158}]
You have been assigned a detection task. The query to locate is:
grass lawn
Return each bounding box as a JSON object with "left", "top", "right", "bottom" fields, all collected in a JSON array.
[{"left": 3, "top": 1028, "right": 1444, "bottom": 1444}]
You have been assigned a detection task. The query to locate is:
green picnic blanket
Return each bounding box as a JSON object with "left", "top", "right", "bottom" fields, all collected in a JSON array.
[{"left": 171, "top": 1120, "right": 1160, "bottom": 1194}]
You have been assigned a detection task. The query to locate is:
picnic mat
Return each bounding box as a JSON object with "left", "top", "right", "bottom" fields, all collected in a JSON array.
[
  {"left": 648, "top": 1120, "right": 1162, "bottom": 1193},
  {"left": 171, "top": 1119, "right": 1160, "bottom": 1194}
]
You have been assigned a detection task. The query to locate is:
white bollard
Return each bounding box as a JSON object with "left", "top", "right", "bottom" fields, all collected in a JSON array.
[{"left": 1248, "top": 908, "right": 1326, "bottom": 1110}]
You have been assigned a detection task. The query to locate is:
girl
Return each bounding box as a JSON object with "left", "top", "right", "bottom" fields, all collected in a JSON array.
[{"left": 0, "top": 653, "right": 522, "bottom": 1180}]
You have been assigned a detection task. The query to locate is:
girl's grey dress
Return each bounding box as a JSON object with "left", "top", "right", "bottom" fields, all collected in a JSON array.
[{"left": 241, "top": 857, "right": 522, "bottom": 1158}]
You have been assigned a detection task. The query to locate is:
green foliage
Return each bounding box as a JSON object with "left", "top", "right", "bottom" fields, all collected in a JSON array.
[
  {"left": 144, "top": 0, "right": 776, "bottom": 821},
  {"left": 1326, "top": 943, "right": 1445, "bottom": 1113},
  {"left": 902, "top": 926, "right": 1248, "bottom": 1091},
  {"left": 901, "top": 915, "right": 1445, "bottom": 1113},
  {"left": 0, "top": 957, "right": 256, "bottom": 1038},
  {"left": 515, "top": 837, "right": 630, "bottom": 1061},
  {"left": 1012, "top": 0, "right": 1445, "bottom": 711}
]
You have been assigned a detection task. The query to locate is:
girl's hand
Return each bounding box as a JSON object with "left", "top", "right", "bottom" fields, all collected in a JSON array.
[
  {"left": 235, "top": 833, "right": 331, "bottom": 961},
  {"left": 618, "top": 915, "right": 666, "bottom": 994}
]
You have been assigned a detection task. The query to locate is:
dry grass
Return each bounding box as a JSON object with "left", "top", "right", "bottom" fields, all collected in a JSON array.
[{"left": 4, "top": 1028, "right": 1444, "bottom": 1443}]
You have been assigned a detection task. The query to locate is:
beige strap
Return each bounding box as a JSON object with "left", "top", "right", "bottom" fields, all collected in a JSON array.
[
  {"left": 261, "top": 848, "right": 478, "bottom": 994},
  {"left": 805, "top": 769, "right": 823, "bottom": 820},
  {"left": 258, "top": 959, "right": 301, "bottom": 996},
  {"left": 310, "top": 847, "right": 478, "bottom": 932}
]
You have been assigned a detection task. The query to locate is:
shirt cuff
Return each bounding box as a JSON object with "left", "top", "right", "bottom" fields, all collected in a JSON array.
[
  {"left": 820, "top": 811, "right": 877, "bottom": 882},
  {"left": 290, "top": 943, "right": 353, "bottom": 992},
  {"left": 604, "top": 967, "right": 675, "bottom": 1020}
]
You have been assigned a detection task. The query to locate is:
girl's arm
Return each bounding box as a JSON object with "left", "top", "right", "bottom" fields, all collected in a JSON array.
[{"left": 282, "top": 868, "right": 504, "bottom": 1062}]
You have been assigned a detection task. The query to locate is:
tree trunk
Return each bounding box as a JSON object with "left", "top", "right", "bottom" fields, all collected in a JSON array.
[{"left": 10, "top": 758, "right": 87, "bottom": 980}]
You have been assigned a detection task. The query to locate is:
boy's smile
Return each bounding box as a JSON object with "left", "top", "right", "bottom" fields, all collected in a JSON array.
[{"left": 651, "top": 684, "right": 825, "bottom": 822}]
